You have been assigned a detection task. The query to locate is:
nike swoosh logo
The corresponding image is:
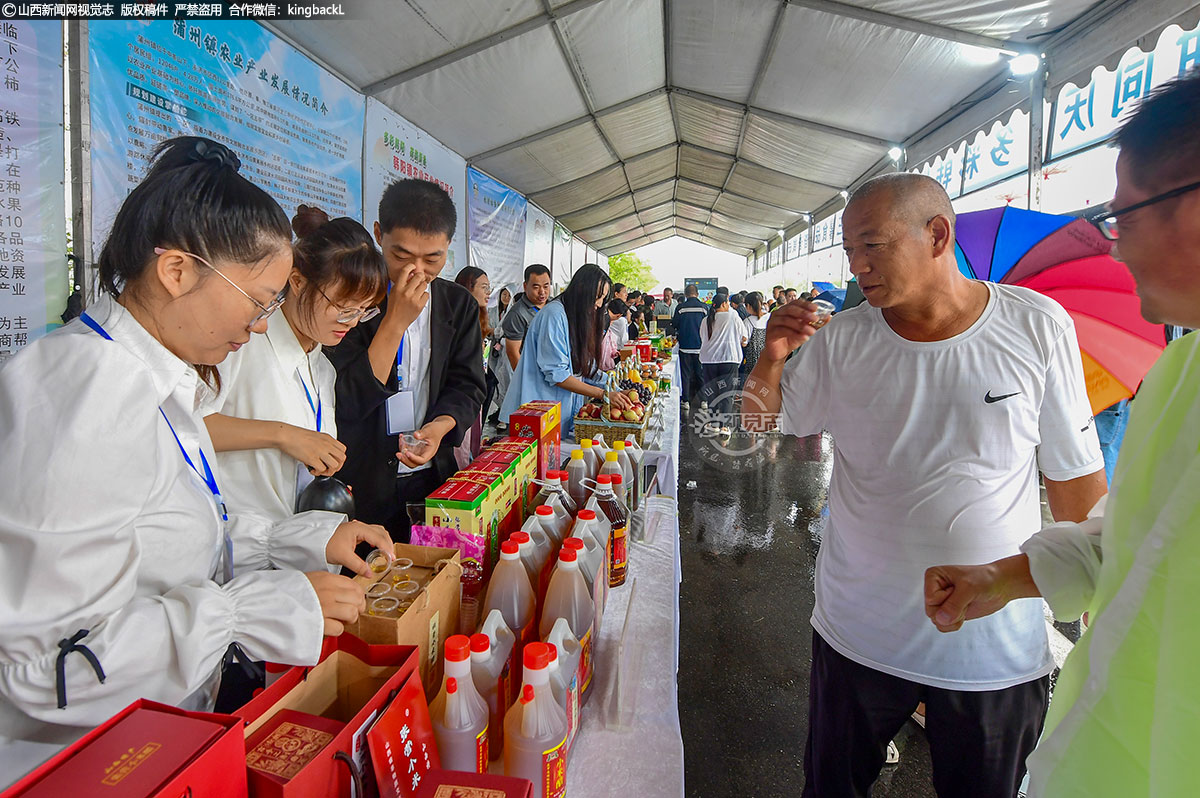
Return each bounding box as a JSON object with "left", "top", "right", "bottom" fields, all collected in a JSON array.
[{"left": 984, "top": 391, "right": 1020, "bottom": 403}]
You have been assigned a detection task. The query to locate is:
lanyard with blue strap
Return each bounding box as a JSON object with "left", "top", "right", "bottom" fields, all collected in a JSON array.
[
  {"left": 395, "top": 331, "right": 407, "bottom": 390},
  {"left": 79, "top": 312, "right": 233, "bottom": 580},
  {"left": 296, "top": 368, "right": 322, "bottom": 432}
]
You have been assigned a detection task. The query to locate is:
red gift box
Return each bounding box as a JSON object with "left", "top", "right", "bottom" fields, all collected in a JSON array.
[
  {"left": 234, "top": 635, "right": 419, "bottom": 798},
  {"left": 508, "top": 402, "right": 561, "bottom": 488},
  {"left": 367, "top": 668, "right": 440, "bottom": 798},
  {"left": 414, "top": 769, "right": 533, "bottom": 798},
  {"left": 3, "top": 700, "right": 246, "bottom": 798}
]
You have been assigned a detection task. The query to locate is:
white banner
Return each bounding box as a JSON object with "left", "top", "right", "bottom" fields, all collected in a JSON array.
[
  {"left": 962, "top": 109, "right": 1030, "bottom": 194},
  {"left": 523, "top": 202, "right": 553, "bottom": 275},
  {"left": 1051, "top": 21, "right": 1200, "bottom": 160},
  {"left": 364, "top": 98, "right": 467, "bottom": 277},
  {"left": 0, "top": 21, "right": 64, "bottom": 364}
]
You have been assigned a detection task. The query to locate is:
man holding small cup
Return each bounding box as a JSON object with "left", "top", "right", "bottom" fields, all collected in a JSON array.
[{"left": 743, "top": 172, "right": 1107, "bottom": 797}]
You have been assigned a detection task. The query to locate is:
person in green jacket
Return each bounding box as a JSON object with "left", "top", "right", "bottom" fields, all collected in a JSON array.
[{"left": 923, "top": 69, "right": 1200, "bottom": 796}]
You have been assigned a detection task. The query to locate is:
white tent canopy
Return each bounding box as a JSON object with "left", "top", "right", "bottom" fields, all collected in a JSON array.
[{"left": 268, "top": 0, "right": 1200, "bottom": 256}]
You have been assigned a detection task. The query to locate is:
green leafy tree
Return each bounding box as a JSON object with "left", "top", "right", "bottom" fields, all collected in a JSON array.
[{"left": 606, "top": 252, "right": 658, "bottom": 293}]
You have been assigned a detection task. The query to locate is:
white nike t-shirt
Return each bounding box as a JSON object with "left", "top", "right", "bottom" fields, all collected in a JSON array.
[{"left": 779, "top": 283, "right": 1103, "bottom": 690}]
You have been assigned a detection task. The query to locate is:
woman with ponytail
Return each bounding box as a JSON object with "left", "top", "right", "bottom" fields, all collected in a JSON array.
[
  {"left": 203, "top": 204, "right": 389, "bottom": 520},
  {"left": 0, "top": 137, "right": 391, "bottom": 772}
]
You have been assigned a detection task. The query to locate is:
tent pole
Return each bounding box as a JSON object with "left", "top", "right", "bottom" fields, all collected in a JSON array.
[{"left": 1028, "top": 60, "right": 1047, "bottom": 212}]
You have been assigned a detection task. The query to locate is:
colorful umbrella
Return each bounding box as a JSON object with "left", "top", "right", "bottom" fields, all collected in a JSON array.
[{"left": 954, "top": 205, "right": 1166, "bottom": 414}]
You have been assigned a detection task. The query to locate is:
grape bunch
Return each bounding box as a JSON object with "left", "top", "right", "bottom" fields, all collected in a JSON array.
[{"left": 618, "top": 379, "right": 653, "bottom": 405}]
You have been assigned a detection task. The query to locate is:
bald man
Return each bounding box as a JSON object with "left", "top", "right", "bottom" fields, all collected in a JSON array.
[{"left": 744, "top": 173, "right": 1106, "bottom": 797}]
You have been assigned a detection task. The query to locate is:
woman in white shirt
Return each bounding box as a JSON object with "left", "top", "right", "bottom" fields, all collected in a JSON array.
[
  {"left": 203, "top": 205, "right": 388, "bottom": 520},
  {"left": 742, "top": 291, "right": 770, "bottom": 374},
  {"left": 0, "top": 137, "right": 391, "bottom": 773},
  {"left": 698, "top": 290, "right": 746, "bottom": 432}
]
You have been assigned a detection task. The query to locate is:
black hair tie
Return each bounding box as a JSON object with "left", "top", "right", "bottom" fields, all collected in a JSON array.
[
  {"left": 55, "top": 628, "right": 106, "bottom": 710},
  {"left": 190, "top": 139, "right": 242, "bottom": 173}
]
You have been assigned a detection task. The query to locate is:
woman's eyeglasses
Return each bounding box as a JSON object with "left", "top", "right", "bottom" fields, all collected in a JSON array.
[
  {"left": 154, "top": 247, "right": 287, "bottom": 325},
  {"left": 314, "top": 284, "right": 381, "bottom": 324},
  {"left": 1084, "top": 179, "right": 1200, "bottom": 241}
]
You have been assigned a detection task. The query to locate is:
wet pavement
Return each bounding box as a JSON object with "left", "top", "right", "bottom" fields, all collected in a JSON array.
[
  {"left": 674, "top": 402, "right": 1074, "bottom": 797},
  {"left": 675, "top": 408, "right": 938, "bottom": 798}
]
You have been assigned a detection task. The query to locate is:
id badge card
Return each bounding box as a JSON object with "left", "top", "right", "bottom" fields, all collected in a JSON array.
[{"left": 386, "top": 389, "right": 418, "bottom": 434}]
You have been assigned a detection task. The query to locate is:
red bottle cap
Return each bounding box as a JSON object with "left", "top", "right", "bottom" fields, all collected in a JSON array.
[
  {"left": 445, "top": 634, "right": 471, "bottom": 662},
  {"left": 577, "top": 509, "right": 597, "bottom": 520},
  {"left": 597, "top": 475, "right": 612, "bottom": 484},
  {"left": 558, "top": 548, "right": 578, "bottom": 563},
  {"left": 447, "top": 677, "right": 458, "bottom": 694},
  {"left": 523, "top": 641, "right": 551, "bottom": 670},
  {"left": 546, "top": 643, "right": 558, "bottom": 661},
  {"left": 520, "top": 684, "right": 535, "bottom": 704},
  {"left": 469, "top": 633, "right": 490, "bottom": 653},
  {"left": 563, "top": 537, "right": 583, "bottom": 551},
  {"left": 510, "top": 531, "right": 531, "bottom": 544},
  {"left": 501, "top": 540, "right": 519, "bottom": 555},
  {"left": 611, "top": 475, "right": 624, "bottom": 485},
  {"left": 536, "top": 505, "right": 554, "bottom": 516}
]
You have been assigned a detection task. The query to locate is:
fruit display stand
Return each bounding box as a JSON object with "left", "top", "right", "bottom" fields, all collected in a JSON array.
[{"left": 572, "top": 406, "right": 651, "bottom": 446}]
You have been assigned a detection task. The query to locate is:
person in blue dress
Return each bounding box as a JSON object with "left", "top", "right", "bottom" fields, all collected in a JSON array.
[{"left": 501, "top": 263, "right": 632, "bottom": 436}]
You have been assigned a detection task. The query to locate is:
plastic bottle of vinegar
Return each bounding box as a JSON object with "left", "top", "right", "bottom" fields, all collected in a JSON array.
[
  {"left": 579, "top": 437, "right": 601, "bottom": 480},
  {"left": 594, "top": 476, "right": 629, "bottom": 588},
  {"left": 612, "top": 440, "right": 638, "bottom": 512},
  {"left": 482, "top": 541, "right": 536, "bottom": 648},
  {"left": 545, "top": 617, "right": 583, "bottom": 722},
  {"left": 503, "top": 643, "right": 569, "bottom": 798},
  {"left": 430, "top": 635, "right": 489, "bottom": 773},
  {"left": 478, "top": 607, "right": 519, "bottom": 713},
  {"left": 510, "top": 529, "right": 547, "bottom": 589},
  {"left": 546, "top": 470, "right": 578, "bottom": 515},
  {"left": 535, "top": 504, "right": 568, "bottom": 547},
  {"left": 470, "top": 626, "right": 512, "bottom": 760},
  {"left": 566, "top": 450, "right": 589, "bottom": 509},
  {"left": 539, "top": 547, "right": 595, "bottom": 702},
  {"left": 544, "top": 638, "right": 580, "bottom": 752}
]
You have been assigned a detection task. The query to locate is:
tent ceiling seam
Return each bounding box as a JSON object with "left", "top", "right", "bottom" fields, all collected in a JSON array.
[
  {"left": 362, "top": 0, "right": 609, "bottom": 95},
  {"left": 786, "top": 0, "right": 1035, "bottom": 54}
]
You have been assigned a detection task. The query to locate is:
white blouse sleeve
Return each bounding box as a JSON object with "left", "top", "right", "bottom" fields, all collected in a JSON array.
[
  {"left": 225, "top": 510, "right": 343, "bottom": 575},
  {"left": 0, "top": 338, "right": 324, "bottom": 730},
  {"left": 1020, "top": 516, "right": 1105, "bottom": 622}
]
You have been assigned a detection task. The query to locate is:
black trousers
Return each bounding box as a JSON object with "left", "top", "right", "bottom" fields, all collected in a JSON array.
[
  {"left": 802, "top": 629, "right": 1049, "bottom": 798},
  {"left": 679, "top": 352, "right": 703, "bottom": 403},
  {"left": 701, "top": 362, "right": 739, "bottom": 422},
  {"left": 375, "top": 468, "right": 444, "bottom": 543},
  {"left": 482, "top": 369, "right": 500, "bottom": 420}
]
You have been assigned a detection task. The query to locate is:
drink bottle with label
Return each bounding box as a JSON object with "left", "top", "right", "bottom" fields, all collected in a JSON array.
[
  {"left": 566, "top": 450, "right": 589, "bottom": 509},
  {"left": 544, "top": 635, "right": 580, "bottom": 752},
  {"left": 503, "top": 643, "right": 569, "bottom": 798},
  {"left": 611, "top": 440, "right": 638, "bottom": 512},
  {"left": 594, "top": 475, "right": 628, "bottom": 588},
  {"left": 482, "top": 540, "right": 536, "bottom": 682},
  {"left": 539, "top": 547, "right": 595, "bottom": 702},
  {"left": 470, "top": 624, "right": 512, "bottom": 760},
  {"left": 579, "top": 437, "right": 601, "bottom": 480},
  {"left": 430, "top": 635, "right": 490, "bottom": 773}
]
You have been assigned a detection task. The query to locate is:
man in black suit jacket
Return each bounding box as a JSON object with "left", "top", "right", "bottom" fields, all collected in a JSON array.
[{"left": 328, "top": 179, "right": 485, "bottom": 540}]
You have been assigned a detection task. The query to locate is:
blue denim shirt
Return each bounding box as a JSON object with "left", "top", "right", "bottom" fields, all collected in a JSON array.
[{"left": 500, "top": 299, "right": 600, "bottom": 437}]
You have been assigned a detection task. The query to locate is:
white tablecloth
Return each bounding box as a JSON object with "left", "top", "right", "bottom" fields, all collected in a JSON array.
[{"left": 564, "top": 358, "right": 684, "bottom": 798}]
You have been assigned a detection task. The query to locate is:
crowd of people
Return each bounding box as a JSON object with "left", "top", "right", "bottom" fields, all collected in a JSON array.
[{"left": 0, "top": 65, "right": 1196, "bottom": 797}]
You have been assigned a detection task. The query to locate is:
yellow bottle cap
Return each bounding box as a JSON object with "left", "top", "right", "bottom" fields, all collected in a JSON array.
[
  {"left": 613, "top": 440, "right": 625, "bottom": 450},
  {"left": 571, "top": 449, "right": 583, "bottom": 460},
  {"left": 606, "top": 451, "right": 619, "bottom": 461},
  {"left": 581, "top": 438, "right": 592, "bottom": 448}
]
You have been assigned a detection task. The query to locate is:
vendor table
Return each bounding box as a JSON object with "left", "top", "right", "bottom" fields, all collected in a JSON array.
[{"left": 563, "top": 356, "right": 685, "bottom": 798}]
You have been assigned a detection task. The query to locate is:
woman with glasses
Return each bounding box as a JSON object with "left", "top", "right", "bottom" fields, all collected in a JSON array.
[
  {"left": 203, "top": 205, "right": 388, "bottom": 520},
  {"left": 0, "top": 137, "right": 391, "bottom": 767}
]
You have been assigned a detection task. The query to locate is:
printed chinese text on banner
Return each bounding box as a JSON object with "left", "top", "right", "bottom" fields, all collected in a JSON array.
[
  {"left": 89, "top": 20, "right": 365, "bottom": 259},
  {"left": 467, "top": 166, "right": 527, "bottom": 287},
  {"left": 0, "top": 21, "right": 65, "bottom": 364},
  {"left": 364, "top": 98, "right": 468, "bottom": 276}
]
